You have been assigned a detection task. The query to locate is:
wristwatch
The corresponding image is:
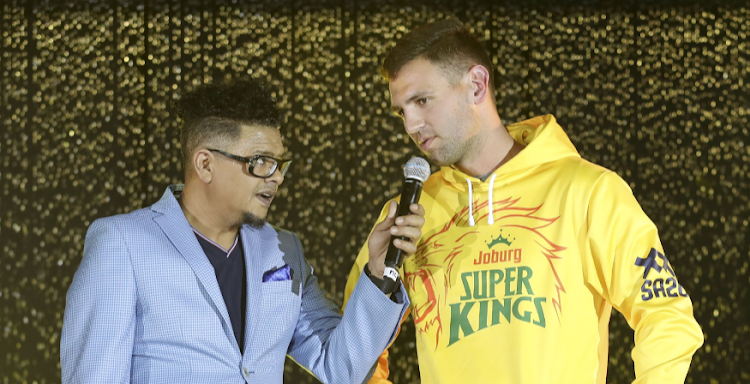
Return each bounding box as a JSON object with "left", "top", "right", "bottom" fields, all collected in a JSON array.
[{"left": 364, "top": 263, "right": 401, "bottom": 296}]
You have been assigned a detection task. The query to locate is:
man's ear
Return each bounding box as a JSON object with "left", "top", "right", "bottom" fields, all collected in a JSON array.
[
  {"left": 467, "top": 64, "right": 491, "bottom": 104},
  {"left": 192, "top": 149, "right": 214, "bottom": 184}
]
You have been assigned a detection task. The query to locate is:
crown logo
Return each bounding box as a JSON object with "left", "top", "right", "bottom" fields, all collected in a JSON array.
[{"left": 486, "top": 230, "right": 513, "bottom": 249}]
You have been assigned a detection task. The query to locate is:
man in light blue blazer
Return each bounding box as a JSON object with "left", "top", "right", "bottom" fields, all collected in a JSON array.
[{"left": 61, "top": 78, "right": 424, "bottom": 384}]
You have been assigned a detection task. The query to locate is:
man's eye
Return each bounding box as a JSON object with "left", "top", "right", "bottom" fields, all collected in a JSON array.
[{"left": 417, "top": 98, "right": 429, "bottom": 105}]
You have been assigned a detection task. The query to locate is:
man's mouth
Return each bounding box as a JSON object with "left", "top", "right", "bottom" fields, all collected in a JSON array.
[
  {"left": 419, "top": 137, "right": 433, "bottom": 151},
  {"left": 256, "top": 191, "right": 276, "bottom": 206}
]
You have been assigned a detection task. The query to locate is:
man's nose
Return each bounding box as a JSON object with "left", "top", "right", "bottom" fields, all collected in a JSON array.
[
  {"left": 265, "top": 167, "right": 285, "bottom": 185},
  {"left": 403, "top": 111, "right": 424, "bottom": 134}
]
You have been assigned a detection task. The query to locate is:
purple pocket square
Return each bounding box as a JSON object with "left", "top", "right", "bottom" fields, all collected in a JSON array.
[{"left": 262, "top": 264, "right": 292, "bottom": 282}]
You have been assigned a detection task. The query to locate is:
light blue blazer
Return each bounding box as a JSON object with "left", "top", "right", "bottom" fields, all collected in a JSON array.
[{"left": 61, "top": 185, "right": 409, "bottom": 383}]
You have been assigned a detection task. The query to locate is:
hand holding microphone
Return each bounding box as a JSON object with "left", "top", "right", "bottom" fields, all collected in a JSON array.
[{"left": 365, "top": 157, "right": 430, "bottom": 294}]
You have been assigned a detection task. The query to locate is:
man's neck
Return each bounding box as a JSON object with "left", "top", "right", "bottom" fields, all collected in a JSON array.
[
  {"left": 455, "top": 119, "right": 522, "bottom": 177},
  {"left": 474, "top": 140, "right": 524, "bottom": 181},
  {"left": 179, "top": 186, "right": 239, "bottom": 250}
]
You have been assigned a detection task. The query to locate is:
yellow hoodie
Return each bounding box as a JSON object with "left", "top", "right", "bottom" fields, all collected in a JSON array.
[{"left": 343, "top": 115, "right": 703, "bottom": 384}]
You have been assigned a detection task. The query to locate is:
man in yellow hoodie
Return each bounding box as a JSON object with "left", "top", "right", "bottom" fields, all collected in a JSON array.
[{"left": 343, "top": 18, "right": 703, "bottom": 384}]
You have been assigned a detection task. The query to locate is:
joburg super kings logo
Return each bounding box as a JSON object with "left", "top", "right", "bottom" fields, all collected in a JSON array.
[
  {"left": 475, "top": 229, "right": 520, "bottom": 264},
  {"left": 404, "top": 196, "right": 567, "bottom": 349}
]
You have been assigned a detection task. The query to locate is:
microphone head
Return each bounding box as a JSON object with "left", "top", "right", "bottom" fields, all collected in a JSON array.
[{"left": 403, "top": 157, "right": 431, "bottom": 182}]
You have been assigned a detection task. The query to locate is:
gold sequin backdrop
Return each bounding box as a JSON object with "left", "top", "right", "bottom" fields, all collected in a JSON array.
[{"left": 1, "top": 0, "right": 748, "bottom": 383}]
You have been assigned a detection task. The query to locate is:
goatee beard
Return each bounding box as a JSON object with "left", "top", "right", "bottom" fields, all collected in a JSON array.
[{"left": 237, "top": 211, "right": 266, "bottom": 229}]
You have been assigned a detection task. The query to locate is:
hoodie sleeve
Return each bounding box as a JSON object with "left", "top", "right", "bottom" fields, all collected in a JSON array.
[
  {"left": 342, "top": 201, "right": 410, "bottom": 384},
  {"left": 582, "top": 171, "right": 703, "bottom": 384}
]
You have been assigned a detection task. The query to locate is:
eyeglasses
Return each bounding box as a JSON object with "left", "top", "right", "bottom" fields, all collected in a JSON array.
[{"left": 208, "top": 149, "right": 292, "bottom": 178}]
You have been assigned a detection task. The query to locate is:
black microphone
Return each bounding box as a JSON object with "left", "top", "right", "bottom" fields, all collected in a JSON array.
[{"left": 381, "top": 157, "right": 431, "bottom": 293}]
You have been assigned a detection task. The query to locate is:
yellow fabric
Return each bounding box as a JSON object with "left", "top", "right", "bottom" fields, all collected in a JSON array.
[{"left": 343, "top": 115, "right": 703, "bottom": 384}]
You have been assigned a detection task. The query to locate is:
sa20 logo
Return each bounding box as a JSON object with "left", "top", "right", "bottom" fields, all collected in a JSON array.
[{"left": 635, "top": 248, "right": 689, "bottom": 301}]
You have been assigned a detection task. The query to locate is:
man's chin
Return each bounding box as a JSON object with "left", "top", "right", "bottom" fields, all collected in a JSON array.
[
  {"left": 239, "top": 211, "right": 266, "bottom": 229},
  {"left": 424, "top": 152, "right": 450, "bottom": 167}
]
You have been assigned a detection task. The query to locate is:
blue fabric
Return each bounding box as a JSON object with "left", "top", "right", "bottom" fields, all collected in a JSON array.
[{"left": 61, "top": 185, "right": 410, "bottom": 384}]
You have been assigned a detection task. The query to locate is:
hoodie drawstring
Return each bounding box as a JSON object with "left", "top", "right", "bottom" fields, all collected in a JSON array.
[
  {"left": 487, "top": 174, "right": 497, "bottom": 225},
  {"left": 465, "top": 178, "right": 476, "bottom": 227},
  {"left": 466, "top": 175, "right": 497, "bottom": 226}
]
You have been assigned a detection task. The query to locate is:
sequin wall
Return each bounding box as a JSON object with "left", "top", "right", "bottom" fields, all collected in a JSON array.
[{"left": 1, "top": 0, "right": 748, "bottom": 383}]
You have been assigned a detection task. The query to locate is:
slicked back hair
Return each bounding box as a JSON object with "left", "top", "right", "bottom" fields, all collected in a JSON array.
[
  {"left": 381, "top": 19, "right": 495, "bottom": 100},
  {"left": 174, "top": 78, "right": 282, "bottom": 174}
]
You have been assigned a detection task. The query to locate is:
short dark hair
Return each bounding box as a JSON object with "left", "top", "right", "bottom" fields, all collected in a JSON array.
[
  {"left": 174, "top": 78, "right": 282, "bottom": 172},
  {"left": 381, "top": 19, "right": 495, "bottom": 96}
]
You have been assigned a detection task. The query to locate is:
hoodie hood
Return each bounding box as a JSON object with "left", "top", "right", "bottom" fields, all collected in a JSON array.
[{"left": 438, "top": 114, "right": 581, "bottom": 226}]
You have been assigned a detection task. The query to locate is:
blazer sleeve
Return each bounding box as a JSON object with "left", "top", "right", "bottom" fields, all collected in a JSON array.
[
  {"left": 581, "top": 171, "right": 703, "bottom": 384},
  {"left": 61, "top": 218, "right": 137, "bottom": 384},
  {"left": 342, "top": 201, "right": 409, "bottom": 384},
  {"left": 284, "top": 231, "right": 409, "bottom": 384}
]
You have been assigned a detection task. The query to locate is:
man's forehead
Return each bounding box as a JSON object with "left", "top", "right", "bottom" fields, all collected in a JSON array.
[
  {"left": 236, "top": 124, "right": 286, "bottom": 154},
  {"left": 389, "top": 60, "right": 443, "bottom": 96},
  {"left": 389, "top": 80, "right": 433, "bottom": 109},
  {"left": 388, "top": 76, "right": 418, "bottom": 105}
]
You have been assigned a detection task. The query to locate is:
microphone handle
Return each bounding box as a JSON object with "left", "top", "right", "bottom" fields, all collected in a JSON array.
[{"left": 382, "top": 178, "right": 423, "bottom": 286}]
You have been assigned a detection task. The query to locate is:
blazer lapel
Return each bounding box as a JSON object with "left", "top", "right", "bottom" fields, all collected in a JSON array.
[
  {"left": 241, "top": 224, "right": 282, "bottom": 354},
  {"left": 151, "top": 186, "right": 236, "bottom": 347}
]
